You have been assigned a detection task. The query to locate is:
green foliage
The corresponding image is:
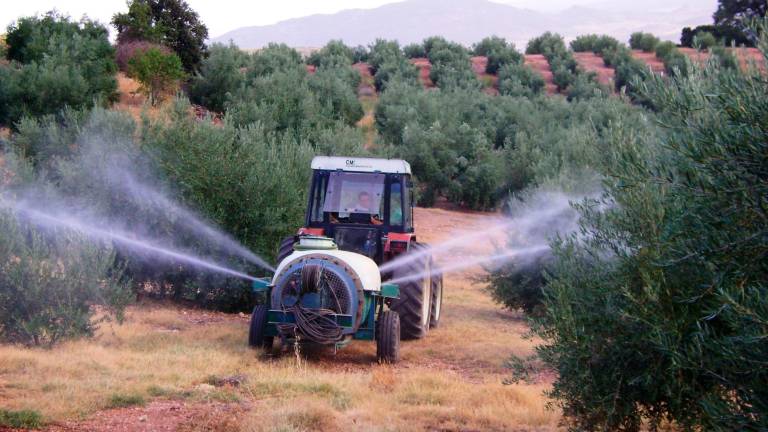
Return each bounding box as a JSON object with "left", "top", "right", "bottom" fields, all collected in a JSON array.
[
  {"left": 0, "top": 409, "right": 43, "bottom": 428},
  {"left": 0, "top": 12, "right": 117, "bottom": 128},
  {"left": 112, "top": 0, "right": 208, "bottom": 71},
  {"left": 127, "top": 47, "right": 185, "bottom": 105},
  {"left": 710, "top": 45, "right": 739, "bottom": 69},
  {"left": 229, "top": 67, "right": 362, "bottom": 139},
  {"left": 144, "top": 98, "right": 365, "bottom": 269},
  {"left": 526, "top": 33, "right": 585, "bottom": 93},
  {"left": 714, "top": 0, "right": 767, "bottom": 28},
  {"left": 565, "top": 73, "right": 606, "bottom": 101},
  {"left": 693, "top": 31, "right": 718, "bottom": 49},
  {"left": 570, "top": 34, "right": 621, "bottom": 54},
  {"left": 497, "top": 62, "right": 545, "bottom": 98},
  {"left": 108, "top": 393, "right": 146, "bottom": 408},
  {"left": 629, "top": 32, "right": 660, "bottom": 52},
  {"left": 428, "top": 42, "right": 479, "bottom": 90},
  {"left": 350, "top": 45, "right": 368, "bottom": 63},
  {"left": 188, "top": 43, "right": 247, "bottom": 113},
  {"left": 533, "top": 38, "right": 768, "bottom": 430},
  {"left": 0, "top": 208, "right": 132, "bottom": 346},
  {"left": 373, "top": 58, "right": 419, "bottom": 92},
  {"left": 655, "top": 42, "right": 689, "bottom": 77},
  {"left": 402, "top": 43, "right": 426, "bottom": 58},
  {"left": 525, "top": 32, "right": 567, "bottom": 55},
  {"left": 307, "top": 40, "right": 354, "bottom": 67},
  {"left": 654, "top": 41, "right": 676, "bottom": 59},
  {"left": 479, "top": 37, "right": 523, "bottom": 74},
  {"left": 248, "top": 43, "right": 303, "bottom": 79},
  {"left": 681, "top": 24, "right": 753, "bottom": 48},
  {"left": 367, "top": 39, "right": 403, "bottom": 73}
]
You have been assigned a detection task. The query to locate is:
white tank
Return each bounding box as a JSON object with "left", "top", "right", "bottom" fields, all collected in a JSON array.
[{"left": 273, "top": 249, "right": 381, "bottom": 292}]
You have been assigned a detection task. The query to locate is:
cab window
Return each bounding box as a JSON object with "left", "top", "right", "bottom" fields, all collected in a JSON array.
[{"left": 390, "top": 182, "right": 403, "bottom": 226}]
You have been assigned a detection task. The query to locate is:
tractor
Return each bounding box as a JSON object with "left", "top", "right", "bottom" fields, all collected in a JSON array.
[{"left": 248, "top": 156, "right": 442, "bottom": 363}]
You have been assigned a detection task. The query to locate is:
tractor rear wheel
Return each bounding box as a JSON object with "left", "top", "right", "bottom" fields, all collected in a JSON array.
[
  {"left": 248, "top": 305, "right": 273, "bottom": 350},
  {"left": 276, "top": 236, "right": 296, "bottom": 265},
  {"left": 429, "top": 270, "right": 443, "bottom": 328},
  {"left": 376, "top": 311, "right": 400, "bottom": 363},
  {"left": 390, "top": 243, "right": 432, "bottom": 340}
]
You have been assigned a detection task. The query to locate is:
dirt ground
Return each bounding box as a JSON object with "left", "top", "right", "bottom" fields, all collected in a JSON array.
[
  {"left": 523, "top": 55, "right": 557, "bottom": 94},
  {"left": 0, "top": 207, "right": 559, "bottom": 431},
  {"left": 631, "top": 50, "right": 665, "bottom": 74},
  {"left": 573, "top": 52, "right": 614, "bottom": 88}
]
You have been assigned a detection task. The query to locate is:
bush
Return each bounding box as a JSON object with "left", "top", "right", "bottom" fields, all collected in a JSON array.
[
  {"left": 111, "top": 0, "right": 208, "bottom": 72},
  {"left": 428, "top": 43, "right": 479, "bottom": 90},
  {"left": 681, "top": 24, "right": 753, "bottom": 48},
  {"left": 306, "top": 40, "right": 354, "bottom": 68},
  {"left": 525, "top": 32, "right": 567, "bottom": 55},
  {"left": 571, "top": 34, "right": 621, "bottom": 55},
  {"left": 570, "top": 34, "right": 599, "bottom": 52},
  {"left": 367, "top": 39, "right": 402, "bottom": 73},
  {"left": 629, "top": 32, "right": 660, "bottom": 52},
  {"left": 533, "top": 39, "right": 768, "bottom": 430},
  {"left": 188, "top": 43, "right": 247, "bottom": 113},
  {"left": 654, "top": 41, "right": 676, "bottom": 60},
  {"left": 566, "top": 73, "right": 605, "bottom": 101},
  {"left": 127, "top": 47, "right": 185, "bottom": 105},
  {"left": 710, "top": 45, "right": 739, "bottom": 70},
  {"left": 247, "top": 43, "right": 303, "bottom": 79},
  {"left": 497, "top": 62, "right": 545, "bottom": 98},
  {"left": 0, "top": 12, "right": 117, "bottom": 127},
  {"left": 654, "top": 42, "right": 689, "bottom": 77},
  {"left": 350, "top": 45, "right": 368, "bottom": 63},
  {"left": 108, "top": 393, "right": 146, "bottom": 408},
  {"left": 693, "top": 31, "right": 717, "bottom": 49},
  {"left": 0, "top": 208, "right": 132, "bottom": 346},
  {"left": 485, "top": 44, "right": 523, "bottom": 75},
  {"left": 373, "top": 57, "right": 419, "bottom": 91},
  {"left": 115, "top": 40, "right": 171, "bottom": 72},
  {"left": 0, "top": 409, "right": 43, "bottom": 429},
  {"left": 402, "top": 43, "right": 426, "bottom": 58}
]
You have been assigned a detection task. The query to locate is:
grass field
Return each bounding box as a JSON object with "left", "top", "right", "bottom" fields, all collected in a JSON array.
[{"left": 0, "top": 207, "right": 559, "bottom": 431}]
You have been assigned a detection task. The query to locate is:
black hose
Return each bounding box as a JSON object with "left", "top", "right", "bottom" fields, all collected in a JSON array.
[{"left": 277, "top": 264, "right": 344, "bottom": 344}]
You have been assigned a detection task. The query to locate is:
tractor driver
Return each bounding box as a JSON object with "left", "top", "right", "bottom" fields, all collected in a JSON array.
[{"left": 347, "top": 191, "right": 383, "bottom": 225}]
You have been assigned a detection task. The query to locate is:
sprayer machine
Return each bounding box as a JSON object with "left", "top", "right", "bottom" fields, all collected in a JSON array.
[{"left": 248, "top": 157, "right": 443, "bottom": 363}]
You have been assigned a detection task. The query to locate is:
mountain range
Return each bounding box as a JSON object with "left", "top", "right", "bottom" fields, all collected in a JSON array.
[{"left": 212, "top": 0, "right": 716, "bottom": 49}]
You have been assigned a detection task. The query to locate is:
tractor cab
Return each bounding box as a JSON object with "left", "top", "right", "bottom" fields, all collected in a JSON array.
[{"left": 297, "top": 156, "right": 415, "bottom": 265}]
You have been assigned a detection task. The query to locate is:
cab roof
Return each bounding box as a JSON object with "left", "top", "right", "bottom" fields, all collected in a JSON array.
[{"left": 311, "top": 156, "right": 411, "bottom": 175}]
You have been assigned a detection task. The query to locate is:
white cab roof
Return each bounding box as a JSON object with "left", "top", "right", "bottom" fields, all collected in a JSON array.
[{"left": 311, "top": 156, "right": 411, "bottom": 174}]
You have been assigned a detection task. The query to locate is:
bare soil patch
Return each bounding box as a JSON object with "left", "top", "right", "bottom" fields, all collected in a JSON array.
[
  {"left": 524, "top": 54, "right": 557, "bottom": 94},
  {"left": 573, "top": 52, "right": 614, "bottom": 88},
  {"left": 409, "top": 57, "right": 435, "bottom": 88},
  {"left": 631, "top": 50, "right": 665, "bottom": 74}
]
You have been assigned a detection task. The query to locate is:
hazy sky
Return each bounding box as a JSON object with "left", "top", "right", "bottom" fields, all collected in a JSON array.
[{"left": 0, "top": 0, "right": 641, "bottom": 39}]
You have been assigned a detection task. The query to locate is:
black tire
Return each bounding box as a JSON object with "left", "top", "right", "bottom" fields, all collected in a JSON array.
[
  {"left": 248, "top": 305, "right": 273, "bottom": 349},
  {"left": 390, "top": 243, "right": 432, "bottom": 340},
  {"left": 377, "top": 311, "right": 400, "bottom": 363},
  {"left": 276, "top": 236, "right": 296, "bottom": 265},
  {"left": 429, "top": 270, "right": 443, "bottom": 328}
]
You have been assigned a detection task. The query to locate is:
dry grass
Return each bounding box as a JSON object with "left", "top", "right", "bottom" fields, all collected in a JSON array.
[{"left": 0, "top": 209, "right": 560, "bottom": 430}]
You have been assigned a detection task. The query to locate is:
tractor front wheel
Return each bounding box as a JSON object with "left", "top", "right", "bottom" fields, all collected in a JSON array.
[
  {"left": 390, "top": 243, "right": 432, "bottom": 339},
  {"left": 248, "top": 305, "right": 274, "bottom": 350},
  {"left": 377, "top": 311, "right": 400, "bottom": 363}
]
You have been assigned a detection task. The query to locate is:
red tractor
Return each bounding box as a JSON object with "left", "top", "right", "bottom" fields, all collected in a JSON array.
[{"left": 274, "top": 156, "right": 442, "bottom": 340}]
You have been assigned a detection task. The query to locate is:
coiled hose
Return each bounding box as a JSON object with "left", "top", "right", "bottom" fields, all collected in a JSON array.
[{"left": 276, "top": 264, "right": 344, "bottom": 344}]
